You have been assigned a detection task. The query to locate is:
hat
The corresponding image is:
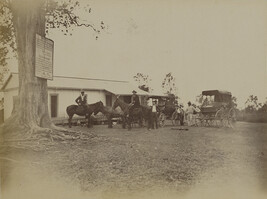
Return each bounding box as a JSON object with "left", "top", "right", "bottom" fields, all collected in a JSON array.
[
  {"left": 80, "top": 89, "right": 84, "bottom": 93},
  {"left": 132, "top": 90, "right": 137, "bottom": 94},
  {"left": 188, "top": 101, "right": 191, "bottom": 105}
]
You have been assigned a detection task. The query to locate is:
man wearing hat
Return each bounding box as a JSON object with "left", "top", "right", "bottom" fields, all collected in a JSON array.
[
  {"left": 186, "top": 101, "right": 197, "bottom": 126},
  {"left": 76, "top": 89, "right": 88, "bottom": 111},
  {"left": 151, "top": 99, "right": 159, "bottom": 129},
  {"left": 128, "top": 90, "right": 140, "bottom": 116}
]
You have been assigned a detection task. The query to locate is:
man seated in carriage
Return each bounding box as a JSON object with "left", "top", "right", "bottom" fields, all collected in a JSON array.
[{"left": 75, "top": 89, "right": 88, "bottom": 112}]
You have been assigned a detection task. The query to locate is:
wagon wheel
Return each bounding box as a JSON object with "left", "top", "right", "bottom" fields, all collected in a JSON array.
[
  {"left": 158, "top": 112, "right": 166, "bottom": 127},
  {"left": 195, "top": 113, "right": 204, "bottom": 127},
  {"left": 171, "top": 111, "right": 180, "bottom": 126},
  {"left": 214, "top": 109, "right": 224, "bottom": 127},
  {"left": 227, "top": 108, "right": 237, "bottom": 128}
]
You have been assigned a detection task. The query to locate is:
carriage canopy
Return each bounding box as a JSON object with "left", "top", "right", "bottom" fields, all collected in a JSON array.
[{"left": 202, "top": 90, "right": 232, "bottom": 103}]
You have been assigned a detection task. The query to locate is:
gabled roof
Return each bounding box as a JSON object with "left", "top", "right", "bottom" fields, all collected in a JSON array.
[{"left": 0, "top": 73, "right": 151, "bottom": 96}]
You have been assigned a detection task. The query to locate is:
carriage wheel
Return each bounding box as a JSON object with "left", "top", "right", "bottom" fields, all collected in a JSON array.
[
  {"left": 227, "top": 108, "right": 237, "bottom": 128},
  {"left": 196, "top": 113, "right": 205, "bottom": 127},
  {"left": 171, "top": 111, "right": 180, "bottom": 126},
  {"left": 215, "top": 109, "right": 224, "bottom": 127},
  {"left": 158, "top": 113, "right": 166, "bottom": 127}
]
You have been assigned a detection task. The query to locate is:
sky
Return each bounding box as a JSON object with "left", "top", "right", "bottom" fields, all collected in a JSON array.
[{"left": 9, "top": 0, "right": 267, "bottom": 107}]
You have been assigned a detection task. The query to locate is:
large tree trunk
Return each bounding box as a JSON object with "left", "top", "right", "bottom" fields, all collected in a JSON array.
[{"left": 9, "top": 0, "right": 52, "bottom": 129}]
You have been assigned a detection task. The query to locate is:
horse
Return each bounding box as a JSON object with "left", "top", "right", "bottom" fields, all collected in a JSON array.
[
  {"left": 66, "top": 101, "right": 104, "bottom": 128},
  {"left": 100, "top": 106, "right": 126, "bottom": 128},
  {"left": 112, "top": 97, "right": 144, "bottom": 130}
]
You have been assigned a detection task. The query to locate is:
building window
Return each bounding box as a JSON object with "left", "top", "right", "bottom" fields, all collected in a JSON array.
[
  {"left": 50, "top": 94, "right": 58, "bottom": 118},
  {"left": 106, "top": 95, "right": 112, "bottom": 107}
]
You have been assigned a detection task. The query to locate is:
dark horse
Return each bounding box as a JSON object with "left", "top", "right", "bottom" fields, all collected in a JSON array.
[
  {"left": 112, "top": 97, "right": 144, "bottom": 130},
  {"left": 112, "top": 97, "right": 151, "bottom": 130},
  {"left": 101, "top": 106, "right": 126, "bottom": 128},
  {"left": 66, "top": 101, "right": 104, "bottom": 128}
]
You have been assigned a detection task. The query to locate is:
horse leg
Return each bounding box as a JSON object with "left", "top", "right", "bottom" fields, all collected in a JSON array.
[
  {"left": 86, "top": 114, "right": 91, "bottom": 128},
  {"left": 127, "top": 116, "right": 132, "bottom": 130},
  {"left": 139, "top": 114, "right": 143, "bottom": 127},
  {"left": 108, "top": 115, "right": 113, "bottom": 128},
  {"left": 122, "top": 117, "right": 126, "bottom": 129},
  {"left": 68, "top": 114, "right": 73, "bottom": 128}
]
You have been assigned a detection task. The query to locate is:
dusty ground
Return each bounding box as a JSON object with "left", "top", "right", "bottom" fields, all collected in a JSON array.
[{"left": 1, "top": 121, "right": 267, "bottom": 199}]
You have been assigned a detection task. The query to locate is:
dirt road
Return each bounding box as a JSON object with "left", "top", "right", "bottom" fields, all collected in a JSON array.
[{"left": 1, "top": 122, "right": 267, "bottom": 199}]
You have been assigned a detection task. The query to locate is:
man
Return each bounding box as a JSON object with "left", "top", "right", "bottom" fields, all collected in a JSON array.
[
  {"left": 151, "top": 100, "right": 159, "bottom": 129},
  {"left": 186, "top": 101, "right": 197, "bottom": 126},
  {"left": 192, "top": 104, "right": 200, "bottom": 126},
  {"left": 131, "top": 90, "right": 140, "bottom": 107},
  {"left": 128, "top": 90, "right": 140, "bottom": 116},
  {"left": 75, "top": 89, "right": 88, "bottom": 111}
]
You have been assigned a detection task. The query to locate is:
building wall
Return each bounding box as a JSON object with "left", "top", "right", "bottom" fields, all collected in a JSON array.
[
  {"left": 48, "top": 89, "right": 107, "bottom": 118},
  {"left": 3, "top": 88, "right": 108, "bottom": 120},
  {"left": 4, "top": 89, "right": 18, "bottom": 120}
]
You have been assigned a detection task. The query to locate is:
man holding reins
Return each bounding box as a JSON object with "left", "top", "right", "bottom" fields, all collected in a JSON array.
[{"left": 128, "top": 90, "right": 141, "bottom": 116}]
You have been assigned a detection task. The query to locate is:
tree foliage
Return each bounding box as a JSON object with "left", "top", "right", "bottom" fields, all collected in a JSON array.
[
  {"left": 162, "top": 72, "right": 177, "bottom": 95},
  {"left": 245, "top": 95, "right": 259, "bottom": 113},
  {"left": 0, "top": 0, "right": 106, "bottom": 83},
  {"left": 133, "top": 73, "right": 152, "bottom": 92}
]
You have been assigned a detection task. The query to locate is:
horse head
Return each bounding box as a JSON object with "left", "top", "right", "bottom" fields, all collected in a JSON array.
[
  {"left": 93, "top": 101, "right": 104, "bottom": 115},
  {"left": 112, "top": 98, "right": 119, "bottom": 110}
]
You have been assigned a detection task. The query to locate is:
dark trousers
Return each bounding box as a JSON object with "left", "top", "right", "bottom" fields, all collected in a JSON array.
[
  {"left": 147, "top": 111, "right": 152, "bottom": 129},
  {"left": 151, "top": 112, "right": 158, "bottom": 129}
]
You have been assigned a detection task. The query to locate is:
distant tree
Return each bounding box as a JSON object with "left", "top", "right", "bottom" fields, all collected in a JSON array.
[
  {"left": 230, "top": 96, "right": 237, "bottom": 107},
  {"left": 258, "top": 98, "right": 267, "bottom": 113},
  {"left": 162, "top": 72, "right": 177, "bottom": 95},
  {"left": 196, "top": 94, "right": 204, "bottom": 105},
  {"left": 245, "top": 95, "right": 259, "bottom": 113},
  {"left": 133, "top": 73, "right": 152, "bottom": 92},
  {"left": 0, "top": 0, "right": 105, "bottom": 133}
]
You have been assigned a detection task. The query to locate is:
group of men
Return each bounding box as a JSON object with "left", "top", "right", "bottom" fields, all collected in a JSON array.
[
  {"left": 130, "top": 90, "right": 159, "bottom": 130},
  {"left": 75, "top": 89, "right": 200, "bottom": 127}
]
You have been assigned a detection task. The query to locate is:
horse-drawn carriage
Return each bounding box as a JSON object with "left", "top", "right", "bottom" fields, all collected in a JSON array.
[
  {"left": 195, "top": 90, "right": 236, "bottom": 127},
  {"left": 154, "top": 95, "right": 184, "bottom": 127}
]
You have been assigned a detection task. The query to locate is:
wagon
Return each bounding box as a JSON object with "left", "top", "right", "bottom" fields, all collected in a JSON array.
[
  {"left": 195, "top": 90, "right": 236, "bottom": 127},
  {"left": 155, "top": 95, "right": 184, "bottom": 127}
]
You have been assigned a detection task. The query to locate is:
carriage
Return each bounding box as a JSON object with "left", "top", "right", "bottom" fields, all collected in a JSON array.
[
  {"left": 195, "top": 90, "right": 236, "bottom": 127},
  {"left": 154, "top": 95, "right": 184, "bottom": 127}
]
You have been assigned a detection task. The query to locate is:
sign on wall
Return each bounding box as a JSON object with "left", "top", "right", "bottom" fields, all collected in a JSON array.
[{"left": 35, "top": 34, "right": 54, "bottom": 80}]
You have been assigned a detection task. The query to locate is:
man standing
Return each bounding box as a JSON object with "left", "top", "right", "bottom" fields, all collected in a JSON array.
[
  {"left": 75, "top": 89, "right": 88, "bottom": 111},
  {"left": 186, "top": 101, "right": 196, "bottom": 126},
  {"left": 151, "top": 100, "right": 159, "bottom": 129}
]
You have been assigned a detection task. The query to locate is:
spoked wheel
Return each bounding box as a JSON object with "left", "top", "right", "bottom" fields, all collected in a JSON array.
[
  {"left": 227, "top": 108, "right": 237, "bottom": 128},
  {"left": 195, "top": 113, "right": 204, "bottom": 127},
  {"left": 171, "top": 111, "right": 180, "bottom": 126},
  {"left": 158, "top": 112, "right": 166, "bottom": 127},
  {"left": 215, "top": 109, "right": 224, "bottom": 127}
]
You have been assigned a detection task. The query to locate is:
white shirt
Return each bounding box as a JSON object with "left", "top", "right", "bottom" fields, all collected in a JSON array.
[
  {"left": 147, "top": 98, "right": 153, "bottom": 106},
  {"left": 186, "top": 106, "right": 195, "bottom": 114},
  {"left": 152, "top": 105, "right": 157, "bottom": 112}
]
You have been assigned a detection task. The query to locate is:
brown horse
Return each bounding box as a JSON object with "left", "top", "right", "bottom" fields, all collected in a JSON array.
[
  {"left": 66, "top": 101, "right": 104, "bottom": 128},
  {"left": 101, "top": 106, "right": 126, "bottom": 128},
  {"left": 112, "top": 97, "right": 145, "bottom": 130}
]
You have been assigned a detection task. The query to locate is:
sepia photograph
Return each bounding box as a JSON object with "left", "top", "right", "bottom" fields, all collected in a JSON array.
[{"left": 0, "top": 0, "right": 267, "bottom": 198}]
